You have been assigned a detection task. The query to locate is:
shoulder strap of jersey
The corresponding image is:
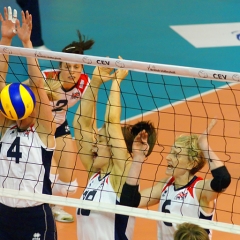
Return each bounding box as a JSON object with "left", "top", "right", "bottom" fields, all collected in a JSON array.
[
  {"left": 187, "top": 176, "right": 203, "bottom": 197},
  {"left": 76, "top": 74, "right": 90, "bottom": 94},
  {"left": 162, "top": 177, "right": 175, "bottom": 193},
  {"left": 42, "top": 69, "right": 60, "bottom": 80}
]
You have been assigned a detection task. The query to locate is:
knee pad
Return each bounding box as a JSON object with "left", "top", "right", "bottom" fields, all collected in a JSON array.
[{"left": 52, "top": 179, "right": 78, "bottom": 197}]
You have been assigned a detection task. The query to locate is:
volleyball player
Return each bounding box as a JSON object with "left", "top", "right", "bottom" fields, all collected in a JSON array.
[
  {"left": 40, "top": 30, "right": 95, "bottom": 222},
  {"left": 174, "top": 222, "right": 210, "bottom": 240},
  {"left": 0, "top": 7, "right": 57, "bottom": 239},
  {"left": 73, "top": 63, "right": 157, "bottom": 239},
  {"left": 120, "top": 119, "right": 231, "bottom": 240},
  {"left": 23, "top": 30, "right": 95, "bottom": 222}
]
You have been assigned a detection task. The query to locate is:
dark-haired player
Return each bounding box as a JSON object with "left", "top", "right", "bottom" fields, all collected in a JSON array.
[{"left": 42, "top": 30, "right": 95, "bottom": 222}]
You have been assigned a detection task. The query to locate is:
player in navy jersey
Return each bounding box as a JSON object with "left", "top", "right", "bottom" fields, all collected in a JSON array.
[
  {"left": 73, "top": 62, "right": 157, "bottom": 240},
  {"left": 120, "top": 119, "right": 231, "bottom": 240},
  {"left": 0, "top": 7, "right": 57, "bottom": 239}
]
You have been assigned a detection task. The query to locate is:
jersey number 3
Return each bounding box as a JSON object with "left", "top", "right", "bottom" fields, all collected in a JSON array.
[{"left": 7, "top": 137, "right": 22, "bottom": 163}]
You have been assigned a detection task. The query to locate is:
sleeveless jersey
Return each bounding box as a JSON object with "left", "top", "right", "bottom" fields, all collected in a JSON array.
[
  {"left": 76, "top": 172, "right": 135, "bottom": 240},
  {"left": 158, "top": 176, "right": 215, "bottom": 240},
  {"left": 42, "top": 69, "right": 90, "bottom": 127},
  {"left": 0, "top": 125, "right": 55, "bottom": 208}
]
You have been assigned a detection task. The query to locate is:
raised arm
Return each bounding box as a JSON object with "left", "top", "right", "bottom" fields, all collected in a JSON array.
[
  {"left": 0, "top": 7, "right": 16, "bottom": 89},
  {"left": 197, "top": 119, "right": 231, "bottom": 203},
  {"left": 104, "top": 63, "right": 129, "bottom": 174},
  {"left": 125, "top": 130, "right": 149, "bottom": 185},
  {"left": 73, "top": 66, "right": 113, "bottom": 173},
  {"left": 120, "top": 130, "right": 163, "bottom": 207},
  {"left": 0, "top": 7, "right": 17, "bottom": 128},
  {"left": 16, "top": 10, "right": 55, "bottom": 143}
]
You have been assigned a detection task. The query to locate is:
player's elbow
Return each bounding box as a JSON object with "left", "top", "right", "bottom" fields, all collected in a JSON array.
[{"left": 210, "top": 166, "right": 231, "bottom": 193}]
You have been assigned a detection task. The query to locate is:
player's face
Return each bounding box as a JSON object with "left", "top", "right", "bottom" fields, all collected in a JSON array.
[
  {"left": 92, "top": 127, "right": 112, "bottom": 169},
  {"left": 59, "top": 62, "right": 83, "bottom": 88},
  {"left": 166, "top": 144, "right": 192, "bottom": 178}
]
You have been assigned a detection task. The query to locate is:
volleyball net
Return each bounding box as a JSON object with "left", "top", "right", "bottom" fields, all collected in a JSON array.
[{"left": 1, "top": 45, "right": 240, "bottom": 237}]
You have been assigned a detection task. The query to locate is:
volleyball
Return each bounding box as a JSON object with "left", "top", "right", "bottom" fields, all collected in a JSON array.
[{"left": 0, "top": 83, "right": 36, "bottom": 120}]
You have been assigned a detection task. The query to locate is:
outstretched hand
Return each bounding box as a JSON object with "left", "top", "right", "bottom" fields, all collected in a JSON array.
[
  {"left": 132, "top": 130, "right": 149, "bottom": 160},
  {"left": 0, "top": 7, "right": 17, "bottom": 39},
  {"left": 15, "top": 10, "right": 32, "bottom": 44},
  {"left": 92, "top": 56, "right": 128, "bottom": 85},
  {"left": 110, "top": 56, "right": 128, "bottom": 83},
  {"left": 92, "top": 65, "right": 113, "bottom": 84},
  {"left": 198, "top": 118, "right": 217, "bottom": 150}
]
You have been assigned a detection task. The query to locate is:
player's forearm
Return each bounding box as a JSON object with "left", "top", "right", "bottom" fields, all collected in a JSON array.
[
  {"left": 105, "top": 80, "right": 121, "bottom": 123},
  {"left": 202, "top": 146, "right": 223, "bottom": 170},
  {"left": 126, "top": 160, "right": 142, "bottom": 186},
  {"left": 120, "top": 155, "right": 142, "bottom": 208},
  {"left": 74, "top": 79, "right": 101, "bottom": 130},
  {"left": 0, "top": 37, "right": 12, "bottom": 79},
  {"left": 22, "top": 40, "right": 43, "bottom": 87}
]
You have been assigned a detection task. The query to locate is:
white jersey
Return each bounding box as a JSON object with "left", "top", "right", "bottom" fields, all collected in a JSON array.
[
  {"left": 0, "top": 125, "right": 55, "bottom": 208},
  {"left": 76, "top": 172, "right": 135, "bottom": 240},
  {"left": 158, "top": 176, "right": 215, "bottom": 240},
  {"left": 42, "top": 69, "right": 90, "bottom": 127}
]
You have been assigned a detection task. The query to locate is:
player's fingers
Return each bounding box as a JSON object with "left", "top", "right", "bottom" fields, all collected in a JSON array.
[
  {"left": 3, "top": 7, "right": 7, "bottom": 20},
  {"left": 7, "top": 6, "right": 12, "bottom": 21},
  {"left": 29, "top": 15, "right": 32, "bottom": 30},
  {"left": 12, "top": 9, "right": 17, "bottom": 24},
  {"left": 21, "top": 10, "right": 26, "bottom": 23},
  {"left": 0, "top": 13, "right": 3, "bottom": 22},
  {"left": 25, "top": 10, "right": 30, "bottom": 21},
  {"left": 25, "top": 11, "right": 32, "bottom": 29},
  {"left": 141, "top": 130, "right": 148, "bottom": 142}
]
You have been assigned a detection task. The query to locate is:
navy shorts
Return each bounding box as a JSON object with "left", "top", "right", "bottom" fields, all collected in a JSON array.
[
  {"left": 0, "top": 203, "right": 57, "bottom": 240},
  {"left": 55, "top": 120, "right": 71, "bottom": 138}
]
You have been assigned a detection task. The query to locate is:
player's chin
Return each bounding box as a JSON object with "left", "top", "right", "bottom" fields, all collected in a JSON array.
[{"left": 165, "top": 168, "right": 174, "bottom": 176}]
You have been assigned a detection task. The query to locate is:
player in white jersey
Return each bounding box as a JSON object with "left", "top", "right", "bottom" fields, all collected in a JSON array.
[
  {"left": 26, "top": 30, "right": 94, "bottom": 222},
  {"left": 121, "top": 120, "right": 231, "bottom": 240},
  {"left": 73, "top": 62, "right": 157, "bottom": 240},
  {"left": 0, "top": 7, "right": 56, "bottom": 239},
  {"left": 158, "top": 176, "right": 214, "bottom": 239},
  {"left": 77, "top": 173, "right": 135, "bottom": 239}
]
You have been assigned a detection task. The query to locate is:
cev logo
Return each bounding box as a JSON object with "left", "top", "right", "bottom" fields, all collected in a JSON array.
[
  {"left": 213, "top": 74, "right": 227, "bottom": 80},
  {"left": 96, "top": 60, "right": 110, "bottom": 65}
]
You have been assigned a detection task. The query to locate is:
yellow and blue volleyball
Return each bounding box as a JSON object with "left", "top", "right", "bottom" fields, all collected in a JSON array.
[{"left": 0, "top": 83, "right": 36, "bottom": 120}]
